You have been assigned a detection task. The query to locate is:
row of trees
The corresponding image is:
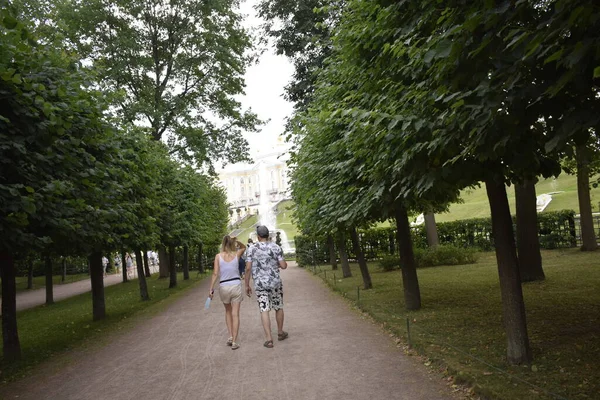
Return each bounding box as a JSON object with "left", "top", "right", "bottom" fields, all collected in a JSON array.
[
  {"left": 260, "top": 0, "right": 600, "bottom": 365},
  {"left": 1, "top": 0, "right": 256, "bottom": 363}
]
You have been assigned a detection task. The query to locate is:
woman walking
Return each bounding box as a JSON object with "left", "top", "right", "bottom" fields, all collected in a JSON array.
[{"left": 208, "top": 236, "right": 246, "bottom": 350}]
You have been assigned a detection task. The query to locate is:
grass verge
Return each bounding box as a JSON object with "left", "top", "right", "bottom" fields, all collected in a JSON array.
[
  {"left": 309, "top": 249, "right": 599, "bottom": 400},
  {"left": 0, "top": 271, "right": 208, "bottom": 383},
  {"left": 234, "top": 214, "right": 259, "bottom": 241}
]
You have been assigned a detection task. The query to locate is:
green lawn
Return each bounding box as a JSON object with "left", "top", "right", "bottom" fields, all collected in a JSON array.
[
  {"left": 0, "top": 272, "right": 208, "bottom": 383},
  {"left": 311, "top": 249, "right": 599, "bottom": 400},
  {"left": 233, "top": 214, "right": 258, "bottom": 241},
  {"left": 436, "top": 174, "right": 600, "bottom": 223},
  {"left": 276, "top": 200, "right": 300, "bottom": 241}
]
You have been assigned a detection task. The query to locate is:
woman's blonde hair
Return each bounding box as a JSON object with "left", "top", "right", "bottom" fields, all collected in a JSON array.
[{"left": 221, "top": 235, "right": 237, "bottom": 254}]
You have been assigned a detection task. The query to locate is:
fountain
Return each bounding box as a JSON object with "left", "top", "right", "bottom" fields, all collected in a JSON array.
[{"left": 250, "top": 161, "right": 292, "bottom": 253}]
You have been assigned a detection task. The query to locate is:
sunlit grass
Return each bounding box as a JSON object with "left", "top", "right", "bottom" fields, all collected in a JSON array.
[
  {"left": 436, "top": 174, "right": 600, "bottom": 223},
  {"left": 311, "top": 249, "right": 599, "bottom": 400}
]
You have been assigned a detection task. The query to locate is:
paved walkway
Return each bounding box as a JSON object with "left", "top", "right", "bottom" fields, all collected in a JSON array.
[
  {"left": 8, "top": 264, "right": 159, "bottom": 312},
  {"left": 0, "top": 263, "right": 456, "bottom": 400}
]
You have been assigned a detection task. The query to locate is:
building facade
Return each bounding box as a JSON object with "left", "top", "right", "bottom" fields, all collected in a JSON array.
[{"left": 218, "top": 145, "right": 291, "bottom": 221}]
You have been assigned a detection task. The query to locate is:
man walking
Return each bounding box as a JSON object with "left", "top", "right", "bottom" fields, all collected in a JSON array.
[{"left": 245, "top": 225, "right": 288, "bottom": 348}]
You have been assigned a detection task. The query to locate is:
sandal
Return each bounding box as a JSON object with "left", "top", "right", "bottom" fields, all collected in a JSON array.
[
  {"left": 231, "top": 342, "right": 240, "bottom": 350},
  {"left": 226, "top": 337, "right": 233, "bottom": 346},
  {"left": 277, "top": 331, "right": 289, "bottom": 341},
  {"left": 263, "top": 340, "right": 274, "bottom": 348}
]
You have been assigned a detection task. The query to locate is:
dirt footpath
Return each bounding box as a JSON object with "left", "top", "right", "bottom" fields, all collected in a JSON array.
[
  {"left": 7, "top": 265, "right": 159, "bottom": 312},
  {"left": 0, "top": 262, "right": 456, "bottom": 400}
]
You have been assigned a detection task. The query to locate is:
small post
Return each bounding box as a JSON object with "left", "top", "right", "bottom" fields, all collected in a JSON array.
[
  {"left": 333, "top": 273, "right": 336, "bottom": 286},
  {"left": 406, "top": 317, "right": 412, "bottom": 349},
  {"left": 357, "top": 286, "right": 360, "bottom": 304},
  {"left": 324, "top": 270, "right": 327, "bottom": 280}
]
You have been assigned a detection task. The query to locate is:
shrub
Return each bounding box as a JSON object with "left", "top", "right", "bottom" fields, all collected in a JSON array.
[
  {"left": 293, "top": 210, "right": 577, "bottom": 263},
  {"left": 378, "top": 255, "right": 400, "bottom": 271},
  {"left": 413, "top": 245, "right": 478, "bottom": 268}
]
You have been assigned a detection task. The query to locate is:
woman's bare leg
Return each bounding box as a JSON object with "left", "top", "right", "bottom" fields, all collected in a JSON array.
[{"left": 224, "top": 303, "right": 233, "bottom": 339}]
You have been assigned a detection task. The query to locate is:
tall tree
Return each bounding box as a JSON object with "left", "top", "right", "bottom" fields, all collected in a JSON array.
[
  {"left": 182, "top": 245, "right": 190, "bottom": 280},
  {"left": 44, "top": 255, "right": 53, "bottom": 305},
  {"left": 327, "top": 234, "right": 337, "bottom": 270},
  {"left": 135, "top": 249, "right": 150, "bottom": 301},
  {"left": 143, "top": 251, "right": 151, "bottom": 278},
  {"left": 423, "top": 213, "right": 439, "bottom": 248},
  {"left": 168, "top": 245, "right": 177, "bottom": 289},
  {"left": 257, "top": 0, "right": 338, "bottom": 112},
  {"left": 349, "top": 227, "right": 372, "bottom": 290},
  {"left": 486, "top": 179, "right": 532, "bottom": 363},
  {"left": 395, "top": 205, "right": 421, "bottom": 310},
  {"left": 515, "top": 180, "right": 545, "bottom": 282},
  {"left": 89, "top": 252, "right": 106, "bottom": 321},
  {"left": 575, "top": 144, "right": 598, "bottom": 251},
  {"left": 56, "top": 0, "right": 260, "bottom": 167},
  {"left": 337, "top": 231, "right": 352, "bottom": 278}
]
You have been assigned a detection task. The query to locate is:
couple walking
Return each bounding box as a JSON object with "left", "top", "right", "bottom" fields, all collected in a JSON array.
[{"left": 208, "top": 225, "right": 288, "bottom": 350}]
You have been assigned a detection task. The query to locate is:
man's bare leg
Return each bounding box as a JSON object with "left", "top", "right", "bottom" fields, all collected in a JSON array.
[
  {"left": 261, "top": 310, "right": 273, "bottom": 342},
  {"left": 275, "top": 309, "right": 285, "bottom": 334}
]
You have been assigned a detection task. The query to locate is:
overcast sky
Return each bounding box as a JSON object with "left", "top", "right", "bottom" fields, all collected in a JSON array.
[{"left": 236, "top": 0, "right": 295, "bottom": 161}]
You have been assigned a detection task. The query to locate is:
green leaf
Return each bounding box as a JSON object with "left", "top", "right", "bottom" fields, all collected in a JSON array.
[
  {"left": 3, "top": 14, "right": 18, "bottom": 30},
  {"left": 25, "top": 186, "right": 35, "bottom": 193},
  {"left": 22, "top": 200, "right": 36, "bottom": 215},
  {"left": 451, "top": 99, "right": 465, "bottom": 109},
  {"left": 593, "top": 67, "right": 600, "bottom": 79},
  {"left": 544, "top": 49, "right": 563, "bottom": 65}
]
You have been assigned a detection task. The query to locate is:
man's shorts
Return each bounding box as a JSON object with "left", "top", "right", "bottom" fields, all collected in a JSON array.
[
  {"left": 256, "top": 286, "right": 283, "bottom": 313},
  {"left": 219, "top": 283, "right": 243, "bottom": 304}
]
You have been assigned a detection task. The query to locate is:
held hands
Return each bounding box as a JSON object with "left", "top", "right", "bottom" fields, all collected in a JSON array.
[{"left": 246, "top": 285, "right": 252, "bottom": 297}]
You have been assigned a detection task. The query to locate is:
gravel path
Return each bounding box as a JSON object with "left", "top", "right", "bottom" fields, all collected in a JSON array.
[
  {"left": 6, "top": 265, "right": 159, "bottom": 312},
  {"left": 0, "top": 262, "right": 456, "bottom": 400}
]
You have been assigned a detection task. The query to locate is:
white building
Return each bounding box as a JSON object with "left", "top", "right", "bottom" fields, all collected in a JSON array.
[{"left": 218, "top": 139, "right": 291, "bottom": 221}]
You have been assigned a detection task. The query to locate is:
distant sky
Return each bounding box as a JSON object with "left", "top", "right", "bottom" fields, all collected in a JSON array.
[{"left": 236, "top": 0, "right": 295, "bottom": 161}]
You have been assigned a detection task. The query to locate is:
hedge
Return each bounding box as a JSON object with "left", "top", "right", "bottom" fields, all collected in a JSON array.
[{"left": 294, "top": 210, "right": 577, "bottom": 267}]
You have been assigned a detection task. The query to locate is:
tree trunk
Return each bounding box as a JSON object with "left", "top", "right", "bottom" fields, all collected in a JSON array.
[
  {"left": 61, "top": 257, "right": 67, "bottom": 283},
  {"left": 576, "top": 144, "right": 598, "bottom": 251},
  {"left": 121, "top": 251, "right": 128, "bottom": 282},
  {"left": 485, "top": 178, "right": 532, "bottom": 364},
  {"left": 327, "top": 234, "right": 338, "bottom": 270},
  {"left": 515, "top": 180, "right": 545, "bottom": 282},
  {"left": 337, "top": 231, "right": 352, "bottom": 278},
  {"left": 168, "top": 245, "right": 177, "bottom": 288},
  {"left": 388, "top": 230, "right": 395, "bottom": 255},
  {"left": 27, "top": 258, "right": 34, "bottom": 289},
  {"left": 88, "top": 251, "right": 106, "bottom": 321},
  {"left": 424, "top": 212, "right": 440, "bottom": 247},
  {"left": 45, "top": 254, "right": 53, "bottom": 305},
  {"left": 0, "top": 252, "right": 21, "bottom": 361},
  {"left": 349, "top": 227, "right": 372, "bottom": 289},
  {"left": 395, "top": 204, "right": 422, "bottom": 310},
  {"left": 198, "top": 243, "right": 205, "bottom": 274},
  {"left": 158, "top": 245, "right": 169, "bottom": 278},
  {"left": 135, "top": 249, "right": 150, "bottom": 301},
  {"left": 183, "top": 245, "right": 190, "bottom": 280},
  {"left": 143, "top": 250, "right": 151, "bottom": 277}
]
